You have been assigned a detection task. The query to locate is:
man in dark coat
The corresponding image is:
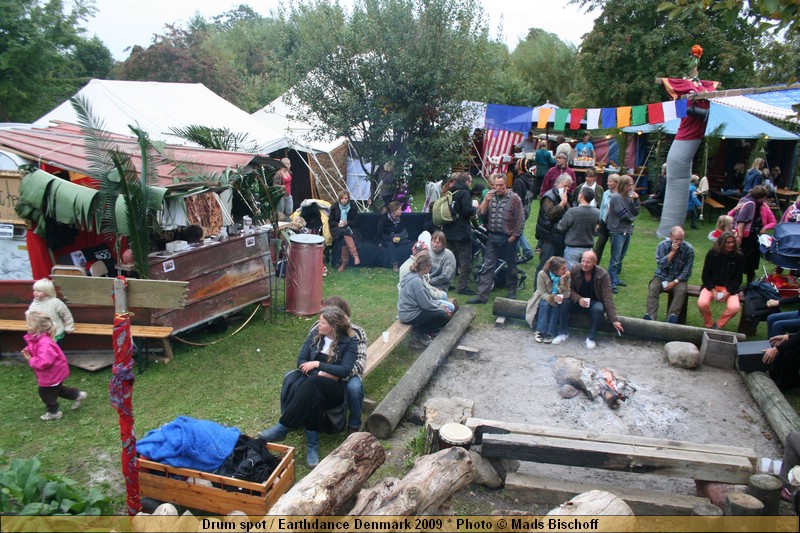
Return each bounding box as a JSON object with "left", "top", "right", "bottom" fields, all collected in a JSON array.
[{"left": 442, "top": 172, "right": 477, "bottom": 295}]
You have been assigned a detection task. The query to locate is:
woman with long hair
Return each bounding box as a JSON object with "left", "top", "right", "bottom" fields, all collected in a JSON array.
[
  {"left": 698, "top": 231, "right": 744, "bottom": 330},
  {"left": 329, "top": 189, "right": 361, "bottom": 272},
  {"left": 273, "top": 157, "right": 294, "bottom": 219},
  {"left": 258, "top": 306, "right": 358, "bottom": 467},
  {"left": 526, "top": 256, "right": 571, "bottom": 344},
  {"left": 398, "top": 253, "right": 453, "bottom": 349}
]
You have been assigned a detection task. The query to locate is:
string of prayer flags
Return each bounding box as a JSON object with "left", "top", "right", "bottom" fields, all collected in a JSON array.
[
  {"left": 554, "top": 108, "right": 570, "bottom": 131},
  {"left": 537, "top": 107, "right": 553, "bottom": 129},
  {"left": 570, "top": 108, "right": 586, "bottom": 130},
  {"left": 617, "top": 106, "right": 632, "bottom": 128},
  {"left": 631, "top": 105, "right": 647, "bottom": 126},
  {"left": 601, "top": 108, "right": 617, "bottom": 129}
]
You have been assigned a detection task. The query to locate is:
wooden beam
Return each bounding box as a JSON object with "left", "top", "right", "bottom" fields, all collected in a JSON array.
[
  {"left": 741, "top": 371, "right": 800, "bottom": 445},
  {"left": 53, "top": 276, "right": 188, "bottom": 309},
  {"left": 481, "top": 433, "right": 752, "bottom": 484},
  {"left": 466, "top": 417, "right": 757, "bottom": 462},
  {"left": 505, "top": 472, "right": 709, "bottom": 516},
  {"left": 363, "top": 320, "right": 412, "bottom": 378}
]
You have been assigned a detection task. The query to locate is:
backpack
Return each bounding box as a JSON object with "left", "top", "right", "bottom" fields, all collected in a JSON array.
[
  {"left": 432, "top": 190, "right": 457, "bottom": 226},
  {"left": 741, "top": 280, "right": 781, "bottom": 330}
]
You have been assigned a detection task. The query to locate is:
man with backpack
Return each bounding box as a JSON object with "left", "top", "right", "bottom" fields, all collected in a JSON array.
[
  {"left": 512, "top": 158, "right": 536, "bottom": 264},
  {"left": 441, "top": 172, "right": 478, "bottom": 295}
]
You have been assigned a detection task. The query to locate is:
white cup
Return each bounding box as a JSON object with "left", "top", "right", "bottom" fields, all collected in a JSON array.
[
  {"left": 758, "top": 457, "right": 772, "bottom": 473},
  {"left": 382, "top": 331, "right": 389, "bottom": 343},
  {"left": 556, "top": 294, "right": 564, "bottom": 304},
  {"left": 773, "top": 459, "right": 783, "bottom": 476}
]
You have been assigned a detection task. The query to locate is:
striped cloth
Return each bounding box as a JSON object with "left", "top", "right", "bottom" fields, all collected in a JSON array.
[{"left": 482, "top": 129, "right": 522, "bottom": 177}]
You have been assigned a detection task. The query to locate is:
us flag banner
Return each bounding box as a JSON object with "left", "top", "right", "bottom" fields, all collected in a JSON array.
[{"left": 482, "top": 129, "right": 522, "bottom": 177}]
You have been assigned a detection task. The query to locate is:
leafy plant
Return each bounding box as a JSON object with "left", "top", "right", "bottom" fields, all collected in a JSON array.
[
  {"left": 0, "top": 456, "right": 113, "bottom": 515},
  {"left": 402, "top": 426, "right": 428, "bottom": 470},
  {"left": 169, "top": 125, "right": 258, "bottom": 153}
]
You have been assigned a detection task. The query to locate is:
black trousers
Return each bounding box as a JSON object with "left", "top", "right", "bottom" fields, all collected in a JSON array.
[
  {"left": 447, "top": 239, "right": 473, "bottom": 291},
  {"left": 38, "top": 382, "right": 80, "bottom": 413}
]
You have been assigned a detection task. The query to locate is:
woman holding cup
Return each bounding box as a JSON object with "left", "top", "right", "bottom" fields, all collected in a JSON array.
[
  {"left": 525, "top": 256, "right": 571, "bottom": 344},
  {"left": 697, "top": 231, "right": 744, "bottom": 330},
  {"left": 329, "top": 189, "right": 361, "bottom": 272}
]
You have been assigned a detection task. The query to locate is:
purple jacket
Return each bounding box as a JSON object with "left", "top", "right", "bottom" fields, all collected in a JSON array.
[{"left": 25, "top": 333, "right": 69, "bottom": 387}]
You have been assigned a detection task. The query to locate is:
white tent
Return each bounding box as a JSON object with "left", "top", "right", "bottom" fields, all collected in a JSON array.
[{"left": 34, "top": 79, "right": 290, "bottom": 154}]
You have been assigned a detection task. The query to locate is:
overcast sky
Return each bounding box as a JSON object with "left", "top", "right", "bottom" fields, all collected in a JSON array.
[{"left": 84, "top": 0, "right": 598, "bottom": 60}]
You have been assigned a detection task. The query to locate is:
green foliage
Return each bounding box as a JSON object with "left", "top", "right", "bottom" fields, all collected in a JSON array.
[
  {"left": 0, "top": 455, "right": 113, "bottom": 515},
  {"left": 509, "top": 29, "right": 583, "bottom": 107},
  {"left": 0, "top": 0, "right": 113, "bottom": 122},
  {"left": 402, "top": 426, "right": 427, "bottom": 469},
  {"left": 754, "top": 30, "right": 800, "bottom": 86},
  {"left": 169, "top": 125, "right": 258, "bottom": 153},
  {"left": 657, "top": 0, "right": 800, "bottom": 34},
  {"left": 574, "top": 0, "right": 759, "bottom": 107}
]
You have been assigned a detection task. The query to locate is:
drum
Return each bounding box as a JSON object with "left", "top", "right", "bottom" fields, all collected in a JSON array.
[
  {"left": 286, "top": 234, "right": 325, "bottom": 316},
  {"left": 438, "top": 423, "right": 473, "bottom": 450}
]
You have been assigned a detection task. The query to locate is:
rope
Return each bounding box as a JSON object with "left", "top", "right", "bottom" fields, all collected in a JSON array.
[{"left": 171, "top": 303, "right": 262, "bottom": 347}]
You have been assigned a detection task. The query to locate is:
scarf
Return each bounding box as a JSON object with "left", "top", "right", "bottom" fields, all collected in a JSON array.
[
  {"left": 548, "top": 271, "right": 561, "bottom": 295},
  {"left": 339, "top": 202, "right": 350, "bottom": 223}
]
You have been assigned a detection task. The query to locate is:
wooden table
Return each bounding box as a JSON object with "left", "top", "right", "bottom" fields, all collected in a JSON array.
[{"left": 775, "top": 188, "right": 799, "bottom": 210}]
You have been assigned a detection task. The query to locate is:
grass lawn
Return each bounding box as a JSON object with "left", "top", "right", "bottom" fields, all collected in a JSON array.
[{"left": 1, "top": 192, "right": 797, "bottom": 513}]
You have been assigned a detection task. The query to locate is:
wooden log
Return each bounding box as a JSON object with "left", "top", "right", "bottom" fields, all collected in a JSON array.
[
  {"left": 692, "top": 502, "right": 723, "bottom": 516},
  {"left": 747, "top": 474, "right": 782, "bottom": 516},
  {"left": 741, "top": 371, "right": 800, "bottom": 446},
  {"left": 547, "top": 489, "right": 634, "bottom": 516},
  {"left": 348, "top": 446, "right": 474, "bottom": 515},
  {"left": 366, "top": 307, "right": 476, "bottom": 439},
  {"left": 266, "top": 432, "right": 385, "bottom": 516},
  {"left": 491, "top": 297, "right": 746, "bottom": 343},
  {"left": 723, "top": 492, "right": 764, "bottom": 516}
]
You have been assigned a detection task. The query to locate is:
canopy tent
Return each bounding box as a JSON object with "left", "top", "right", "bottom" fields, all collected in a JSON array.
[
  {"left": 34, "top": 80, "right": 291, "bottom": 154},
  {"left": 621, "top": 101, "right": 799, "bottom": 140}
]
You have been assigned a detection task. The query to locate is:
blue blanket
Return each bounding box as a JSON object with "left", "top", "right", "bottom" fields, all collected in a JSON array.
[{"left": 137, "top": 416, "right": 241, "bottom": 471}]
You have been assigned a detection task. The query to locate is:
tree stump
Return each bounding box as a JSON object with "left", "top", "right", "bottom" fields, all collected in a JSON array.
[
  {"left": 723, "top": 492, "right": 764, "bottom": 516},
  {"left": 423, "top": 397, "right": 474, "bottom": 454},
  {"left": 547, "top": 490, "right": 634, "bottom": 516},
  {"left": 747, "top": 474, "right": 782, "bottom": 516},
  {"left": 692, "top": 502, "right": 723, "bottom": 516},
  {"left": 267, "top": 432, "right": 385, "bottom": 515},
  {"left": 349, "top": 446, "right": 474, "bottom": 515}
]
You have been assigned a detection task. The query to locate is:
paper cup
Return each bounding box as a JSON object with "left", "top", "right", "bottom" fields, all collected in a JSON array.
[
  {"left": 382, "top": 331, "right": 390, "bottom": 343},
  {"left": 773, "top": 460, "right": 783, "bottom": 476},
  {"left": 758, "top": 457, "right": 772, "bottom": 473}
]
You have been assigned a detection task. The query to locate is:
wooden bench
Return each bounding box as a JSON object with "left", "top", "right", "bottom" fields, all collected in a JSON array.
[
  {"left": 363, "top": 320, "right": 412, "bottom": 379},
  {"left": 0, "top": 319, "right": 174, "bottom": 367},
  {"left": 467, "top": 417, "right": 755, "bottom": 515}
]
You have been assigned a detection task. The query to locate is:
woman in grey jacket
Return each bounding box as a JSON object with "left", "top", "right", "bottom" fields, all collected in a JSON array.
[{"left": 398, "top": 253, "right": 453, "bottom": 349}]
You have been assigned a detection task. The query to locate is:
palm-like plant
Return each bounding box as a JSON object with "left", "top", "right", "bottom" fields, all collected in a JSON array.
[{"left": 71, "top": 95, "right": 167, "bottom": 278}]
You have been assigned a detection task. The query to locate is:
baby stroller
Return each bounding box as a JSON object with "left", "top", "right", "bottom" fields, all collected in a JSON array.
[
  {"left": 469, "top": 225, "right": 527, "bottom": 289},
  {"left": 761, "top": 222, "right": 800, "bottom": 275}
]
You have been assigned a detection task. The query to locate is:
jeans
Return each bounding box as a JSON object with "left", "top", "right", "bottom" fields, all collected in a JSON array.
[
  {"left": 346, "top": 376, "right": 364, "bottom": 429},
  {"left": 567, "top": 298, "right": 606, "bottom": 341},
  {"left": 537, "top": 299, "right": 569, "bottom": 337},
  {"left": 516, "top": 234, "right": 533, "bottom": 258},
  {"left": 767, "top": 310, "right": 800, "bottom": 338},
  {"left": 608, "top": 231, "right": 631, "bottom": 287},
  {"left": 564, "top": 246, "right": 591, "bottom": 270}
]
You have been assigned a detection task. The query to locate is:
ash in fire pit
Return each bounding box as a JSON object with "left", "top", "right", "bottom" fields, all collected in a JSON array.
[{"left": 553, "top": 356, "right": 637, "bottom": 408}]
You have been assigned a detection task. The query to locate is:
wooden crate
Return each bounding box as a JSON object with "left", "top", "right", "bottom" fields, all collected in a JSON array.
[
  {"left": 700, "top": 331, "right": 737, "bottom": 369},
  {"left": 138, "top": 443, "right": 294, "bottom": 515}
]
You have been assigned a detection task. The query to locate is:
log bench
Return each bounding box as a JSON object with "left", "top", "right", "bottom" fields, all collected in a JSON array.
[
  {"left": 0, "top": 319, "right": 174, "bottom": 368},
  {"left": 467, "top": 417, "right": 756, "bottom": 515},
  {"left": 363, "top": 320, "right": 412, "bottom": 379}
]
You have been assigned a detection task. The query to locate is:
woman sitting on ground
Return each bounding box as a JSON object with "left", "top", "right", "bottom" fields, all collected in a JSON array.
[
  {"left": 258, "top": 306, "right": 358, "bottom": 467},
  {"left": 329, "top": 189, "right": 361, "bottom": 272},
  {"left": 377, "top": 201, "right": 411, "bottom": 272},
  {"left": 698, "top": 231, "right": 744, "bottom": 330},
  {"left": 398, "top": 253, "right": 454, "bottom": 349},
  {"left": 525, "top": 256, "right": 571, "bottom": 344}
]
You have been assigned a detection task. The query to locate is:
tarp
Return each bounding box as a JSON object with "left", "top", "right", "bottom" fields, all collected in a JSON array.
[
  {"left": 715, "top": 88, "right": 800, "bottom": 124},
  {"left": 622, "top": 102, "right": 799, "bottom": 140},
  {"left": 34, "top": 80, "right": 292, "bottom": 154}
]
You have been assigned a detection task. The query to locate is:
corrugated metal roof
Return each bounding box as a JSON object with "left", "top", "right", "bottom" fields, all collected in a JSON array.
[{"left": 0, "top": 123, "right": 260, "bottom": 186}]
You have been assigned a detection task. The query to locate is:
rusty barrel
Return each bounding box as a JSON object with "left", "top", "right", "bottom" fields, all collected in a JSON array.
[{"left": 286, "top": 234, "right": 325, "bottom": 316}]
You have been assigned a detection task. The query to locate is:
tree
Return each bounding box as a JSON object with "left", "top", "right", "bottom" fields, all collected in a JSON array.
[
  {"left": 573, "top": 0, "right": 760, "bottom": 107},
  {"left": 754, "top": 30, "right": 800, "bottom": 85},
  {"left": 0, "top": 0, "right": 113, "bottom": 122},
  {"left": 658, "top": 0, "right": 799, "bottom": 34},
  {"left": 287, "top": 0, "right": 493, "bottom": 187},
  {"left": 509, "top": 29, "right": 583, "bottom": 107}
]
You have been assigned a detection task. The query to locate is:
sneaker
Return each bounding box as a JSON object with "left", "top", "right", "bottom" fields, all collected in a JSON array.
[
  {"left": 617, "top": 281, "right": 627, "bottom": 287},
  {"left": 466, "top": 297, "right": 487, "bottom": 304},
  {"left": 41, "top": 411, "right": 63, "bottom": 421},
  {"left": 551, "top": 334, "right": 569, "bottom": 345},
  {"left": 642, "top": 313, "right": 653, "bottom": 321},
  {"left": 408, "top": 336, "right": 426, "bottom": 350},
  {"left": 585, "top": 338, "right": 596, "bottom": 349},
  {"left": 507, "top": 291, "right": 517, "bottom": 300},
  {"left": 611, "top": 286, "right": 619, "bottom": 294},
  {"left": 71, "top": 391, "right": 87, "bottom": 410},
  {"left": 457, "top": 288, "right": 477, "bottom": 295},
  {"left": 543, "top": 335, "right": 553, "bottom": 344},
  {"left": 667, "top": 314, "right": 678, "bottom": 324},
  {"left": 534, "top": 331, "right": 543, "bottom": 343}
]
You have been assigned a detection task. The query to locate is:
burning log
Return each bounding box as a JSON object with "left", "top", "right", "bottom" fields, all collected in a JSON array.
[{"left": 552, "top": 357, "right": 636, "bottom": 409}]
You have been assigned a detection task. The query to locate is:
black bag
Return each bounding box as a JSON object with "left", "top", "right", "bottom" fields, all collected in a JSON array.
[{"left": 741, "top": 280, "right": 781, "bottom": 329}]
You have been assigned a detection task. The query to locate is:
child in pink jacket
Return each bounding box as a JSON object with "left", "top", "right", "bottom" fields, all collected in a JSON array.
[{"left": 22, "top": 311, "right": 87, "bottom": 421}]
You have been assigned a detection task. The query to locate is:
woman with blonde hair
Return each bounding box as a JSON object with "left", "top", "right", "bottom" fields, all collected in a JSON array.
[
  {"left": 273, "top": 157, "right": 293, "bottom": 219},
  {"left": 743, "top": 157, "right": 766, "bottom": 192}
]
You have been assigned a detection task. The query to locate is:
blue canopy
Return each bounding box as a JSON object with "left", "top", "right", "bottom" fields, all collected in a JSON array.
[{"left": 622, "top": 102, "right": 799, "bottom": 141}]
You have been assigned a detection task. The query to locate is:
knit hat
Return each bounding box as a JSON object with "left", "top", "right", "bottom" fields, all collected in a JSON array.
[{"left": 412, "top": 241, "right": 429, "bottom": 255}]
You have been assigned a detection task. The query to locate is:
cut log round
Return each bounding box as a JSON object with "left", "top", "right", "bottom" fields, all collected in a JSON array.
[
  {"left": 723, "top": 492, "right": 764, "bottom": 516},
  {"left": 741, "top": 371, "right": 800, "bottom": 446},
  {"left": 349, "top": 446, "right": 474, "bottom": 515},
  {"left": 492, "top": 297, "right": 745, "bottom": 344},
  {"left": 747, "top": 474, "right": 782, "bottom": 516},
  {"left": 692, "top": 502, "right": 723, "bottom": 516},
  {"left": 547, "top": 489, "right": 634, "bottom": 516},
  {"left": 266, "top": 432, "right": 385, "bottom": 516},
  {"left": 366, "top": 307, "right": 476, "bottom": 439}
]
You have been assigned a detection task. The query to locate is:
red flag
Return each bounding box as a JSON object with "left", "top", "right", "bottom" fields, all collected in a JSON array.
[
  {"left": 647, "top": 102, "right": 664, "bottom": 124},
  {"left": 569, "top": 109, "right": 586, "bottom": 130}
]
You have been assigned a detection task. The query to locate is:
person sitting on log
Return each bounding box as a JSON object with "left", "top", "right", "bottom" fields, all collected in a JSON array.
[
  {"left": 526, "top": 256, "right": 571, "bottom": 345},
  {"left": 697, "top": 231, "right": 744, "bottom": 330},
  {"left": 398, "top": 253, "right": 454, "bottom": 350},
  {"left": 761, "top": 332, "right": 800, "bottom": 391},
  {"left": 775, "top": 430, "right": 800, "bottom": 511},
  {"left": 643, "top": 226, "right": 694, "bottom": 323},
  {"left": 428, "top": 230, "right": 457, "bottom": 292},
  {"left": 398, "top": 240, "right": 455, "bottom": 313},
  {"left": 258, "top": 306, "right": 358, "bottom": 467}
]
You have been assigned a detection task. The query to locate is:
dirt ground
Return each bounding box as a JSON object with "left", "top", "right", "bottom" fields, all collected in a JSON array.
[{"left": 389, "top": 322, "right": 788, "bottom": 514}]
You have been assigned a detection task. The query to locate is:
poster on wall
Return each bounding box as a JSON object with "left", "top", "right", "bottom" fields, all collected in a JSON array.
[{"left": 0, "top": 171, "right": 25, "bottom": 225}]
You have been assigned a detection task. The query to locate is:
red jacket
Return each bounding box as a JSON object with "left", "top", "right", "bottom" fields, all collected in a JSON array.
[{"left": 25, "top": 333, "right": 69, "bottom": 387}]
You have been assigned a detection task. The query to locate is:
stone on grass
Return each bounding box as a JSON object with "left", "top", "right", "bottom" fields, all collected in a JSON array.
[{"left": 665, "top": 341, "right": 702, "bottom": 369}]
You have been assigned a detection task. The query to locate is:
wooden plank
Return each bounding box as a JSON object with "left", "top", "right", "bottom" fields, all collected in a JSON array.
[
  {"left": 704, "top": 197, "right": 725, "bottom": 210},
  {"left": 363, "top": 320, "right": 412, "bottom": 378},
  {"left": 66, "top": 352, "right": 114, "bottom": 372},
  {"left": 466, "top": 417, "right": 757, "bottom": 461},
  {"left": 0, "top": 320, "right": 172, "bottom": 339},
  {"left": 504, "top": 472, "right": 709, "bottom": 516},
  {"left": 481, "top": 433, "right": 753, "bottom": 484},
  {"left": 52, "top": 276, "right": 188, "bottom": 309}
]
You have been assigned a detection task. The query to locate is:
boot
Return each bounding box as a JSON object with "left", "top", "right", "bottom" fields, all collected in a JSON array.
[
  {"left": 305, "top": 429, "right": 320, "bottom": 467},
  {"left": 257, "top": 422, "right": 290, "bottom": 442},
  {"left": 338, "top": 245, "right": 349, "bottom": 272},
  {"left": 345, "top": 236, "right": 360, "bottom": 266}
]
